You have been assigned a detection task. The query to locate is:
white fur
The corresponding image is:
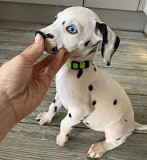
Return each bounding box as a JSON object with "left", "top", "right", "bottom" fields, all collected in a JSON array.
[{"left": 36, "top": 7, "right": 147, "bottom": 158}]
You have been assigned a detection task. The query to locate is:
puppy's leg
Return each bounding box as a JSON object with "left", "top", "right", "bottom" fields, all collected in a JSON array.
[
  {"left": 56, "top": 110, "right": 84, "bottom": 146},
  {"left": 36, "top": 93, "right": 62, "bottom": 125},
  {"left": 88, "top": 122, "right": 133, "bottom": 158}
]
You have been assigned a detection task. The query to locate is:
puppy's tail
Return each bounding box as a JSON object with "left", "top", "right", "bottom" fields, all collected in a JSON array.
[{"left": 135, "top": 122, "right": 147, "bottom": 131}]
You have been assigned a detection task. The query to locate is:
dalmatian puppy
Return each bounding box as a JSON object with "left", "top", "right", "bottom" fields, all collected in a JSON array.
[{"left": 36, "top": 6, "right": 147, "bottom": 158}]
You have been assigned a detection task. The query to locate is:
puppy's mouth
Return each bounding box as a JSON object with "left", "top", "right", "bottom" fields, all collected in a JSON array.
[
  {"left": 35, "top": 31, "right": 58, "bottom": 55},
  {"left": 44, "top": 43, "right": 58, "bottom": 55},
  {"left": 44, "top": 46, "right": 59, "bottom": 55}
]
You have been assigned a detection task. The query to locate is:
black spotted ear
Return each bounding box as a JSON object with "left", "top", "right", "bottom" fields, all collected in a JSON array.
[{"left": 95, "top": 22, "right": 120, "bottom": 66}]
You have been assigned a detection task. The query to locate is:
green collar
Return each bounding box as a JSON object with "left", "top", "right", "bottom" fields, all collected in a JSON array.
[{"left": 65, "top": 61, "right": 93, "bottom": 70}]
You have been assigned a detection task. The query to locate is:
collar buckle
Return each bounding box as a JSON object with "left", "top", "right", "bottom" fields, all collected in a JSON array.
[
  {"left": 84, "top": 61, "right": 90, "bottom": 68},
  {"left": 71, "top": 61, "right": 80, "bottom": 70}
]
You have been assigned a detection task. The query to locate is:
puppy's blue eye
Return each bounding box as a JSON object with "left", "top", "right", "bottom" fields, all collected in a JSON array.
[{"left": 67, "top": 26, "right": 77, "bottom": 34}]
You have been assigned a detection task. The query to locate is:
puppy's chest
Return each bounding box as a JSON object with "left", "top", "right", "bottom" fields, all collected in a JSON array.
[{"left": 56, "top": 65, "right": 97, "bottom": 100}]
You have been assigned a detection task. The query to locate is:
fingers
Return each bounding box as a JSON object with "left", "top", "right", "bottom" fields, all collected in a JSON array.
[
  {"left": 34, "top": 49, "right": 71, "bottom": 75},
  {"left": 45, "top": 49, "right": 71, "bottom": 79},
  {"left": 33, "top": 55, "right": 54, "bottom": 72},
  {"left": 20, "top": 34, "right": 44, "bottom": 64},
  {"left": 59, "top": 51, "right": 71, "bottom": 69}
]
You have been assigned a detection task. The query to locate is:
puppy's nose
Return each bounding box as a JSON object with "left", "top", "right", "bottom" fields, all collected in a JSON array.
[{"left": 35, "top": 31, "right": 47, "bottom": 41}]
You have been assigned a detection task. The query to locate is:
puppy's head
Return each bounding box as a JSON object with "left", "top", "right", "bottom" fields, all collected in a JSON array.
[{"left": 36, "top": 7, "right": 120, "bottom": 66}]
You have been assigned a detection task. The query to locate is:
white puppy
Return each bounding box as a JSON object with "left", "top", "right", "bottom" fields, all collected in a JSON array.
[{"left": 36, "top": 7, "right": 147, "bottom": 158}]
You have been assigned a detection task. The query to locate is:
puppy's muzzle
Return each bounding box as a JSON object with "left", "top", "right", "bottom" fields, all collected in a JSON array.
[
  {"left": 35, "top": 31, "right": 54, "bottom": 40},
  {"left": 35, "top": 31, "right": 57, "bottom": 54}
]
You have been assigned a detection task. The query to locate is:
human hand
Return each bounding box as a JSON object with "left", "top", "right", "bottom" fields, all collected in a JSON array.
[{"left": 0, "top": 34, "right": 71, "bottom": 122}]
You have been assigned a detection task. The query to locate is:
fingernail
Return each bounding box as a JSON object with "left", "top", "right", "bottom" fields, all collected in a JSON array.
[
  {"left": 60, "top": 48, "right": 66, "bottom": 52},
  {"left": 35, "top": 34, "right": 41, "bottom": 44}
]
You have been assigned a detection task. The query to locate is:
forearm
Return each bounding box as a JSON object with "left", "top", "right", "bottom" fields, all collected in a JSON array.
[{"left": 0, "top": 91, "right": 17, "bottom": 142}]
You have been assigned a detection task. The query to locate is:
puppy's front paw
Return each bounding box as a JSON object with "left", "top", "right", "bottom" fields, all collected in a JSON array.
[
  {"left": 56, "top": 134, "right": 68, "bottom": 147},
  {"left": 35, "top": 111, "right": 51, "bottom": 125},
  {"left": 88, "top": 143, "right": 105, "bottom": 158}
]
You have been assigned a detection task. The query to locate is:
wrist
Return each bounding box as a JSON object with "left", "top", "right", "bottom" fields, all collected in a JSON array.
[{"left": 0, "top": 90, "right": 17, "bottom": 142}]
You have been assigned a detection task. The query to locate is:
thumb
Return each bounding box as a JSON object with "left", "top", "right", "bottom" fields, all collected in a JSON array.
[{"left": 21, "top": 34, "right": 44, "bottom": 64}]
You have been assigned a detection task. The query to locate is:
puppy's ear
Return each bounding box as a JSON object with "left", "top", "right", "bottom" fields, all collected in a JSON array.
[{"left": 95, "top": 22, "right": 120, "bottom": 66}]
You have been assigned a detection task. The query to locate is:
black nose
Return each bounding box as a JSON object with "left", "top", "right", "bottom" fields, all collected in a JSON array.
[{"left": 35, "top": 31, "right": 47, "bottom": 41}]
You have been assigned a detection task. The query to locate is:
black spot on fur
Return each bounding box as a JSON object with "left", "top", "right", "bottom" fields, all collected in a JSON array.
[
  {"left": 84, "top": 40, "right": 90, "bottom": 47},
  {"left": 94, "top": 67, "right": 97, "bottom": 71},
  {"left": 106, "top": 61, "right": 110, "bottom": 66},
  {"left": 86, "top": 122, "right": 89, "bottom": 125},
  {"left": 114, "top": 36, "right": 120, "bottom": 51},
  {"left": 52, "top": 46, "right": 58, "bottom": 52},
  {"left": 113, "top": 99, "right": 117, "bottom": 105},
  {"left": 92, "top": 100, "right": 96, "bottom": 106},
  {"left": 116, "top": 138, "right": 121, "bottom": 140},
  {"left": 89, "top": 85, "right": 93, "bottom": 91},
  {"left": 69, "top": 113, "right": 72, "bottom": 118},
  {"left": 53, "top": 99, "right": 56, "bottom": 103},
  {"left": 93, "top": 64, "right": 97, "bottom": 72},
  {"left": 108, "top": 36, "right": 120, "bottom": 62},
  {"left": 46, "top": 33, "right": 54, "bottom": 39},
  {"left": 77, "top": 69, "right": 83, "bottom": 78},
  {"left": 102, "top": 36, "right": 120, "bottom": 66},
  {"left": 54, "top": 106, "right": 57, "bottom": 112},
  {"left": 36, "top": 119, "right": 40, "bottom": 122},
  {"left": 62, "top": 21, "right": 65, "bottom": 25},
  {"left": 125, "top": 119, "right": 128, "bottom": 122},
  {"left": 95, "top": 22, "right": 108, "bottom": 58},
  {"left": 84, "top": 115, "right": 88, "bottom": 119}
]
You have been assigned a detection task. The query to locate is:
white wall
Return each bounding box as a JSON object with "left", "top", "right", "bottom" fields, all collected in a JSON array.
[{"left": 0, "top": 0, "right": 147, "bottom": 32}]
